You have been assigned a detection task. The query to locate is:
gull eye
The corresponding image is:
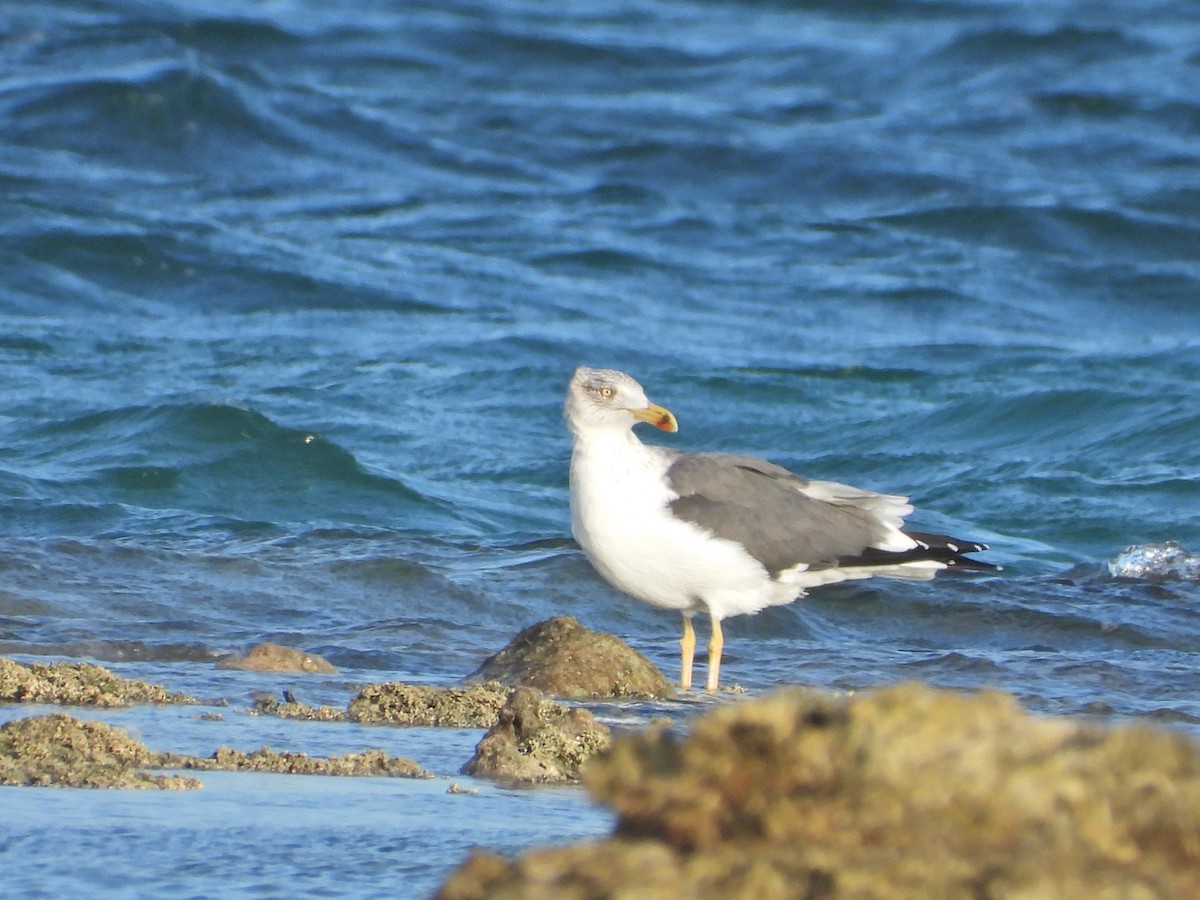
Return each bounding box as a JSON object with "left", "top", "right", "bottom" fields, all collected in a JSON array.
[{"left": 598, "top": 386, "right": 615, "bottom": 399}]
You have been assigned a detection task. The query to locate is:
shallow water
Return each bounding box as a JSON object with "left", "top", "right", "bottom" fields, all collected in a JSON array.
[{"left": 3, "top": 0, "right": 1200, "bottom": 896}]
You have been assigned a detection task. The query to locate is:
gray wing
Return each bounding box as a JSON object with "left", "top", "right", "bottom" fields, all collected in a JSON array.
[{"left": 663, "top": 452, "right": 905, "bottom": 576}]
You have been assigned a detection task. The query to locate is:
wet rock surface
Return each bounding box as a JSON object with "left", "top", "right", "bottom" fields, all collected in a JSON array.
[
  {"left": 250, "top": 695, "right": 348, "bottom": 721},
  {"left": 217, "top": 642, "right": 337, "bottom": 674},
  {"left": 0, "top": 712, "right": 433, "bottom": 788},
  {"left": 463, "top": 687, "right": 611, "bottom": 784},
  {"left": 0, "top": 657, "right": 196, "bottom": 707},
  {"left": 165, "top": 746, "right": 432, "bottom": 778},
  {"left": 438, "top": 682, "right": 1200, "bottom": 898},
  {"left": 349, "top": 681, "right": 511, "bottom": 727},
  {"left": 0, "top": 714, "right": 200, "bottom": 790},
  {"left": 471, "top": 617, "right": 673, "bottom": 700}
]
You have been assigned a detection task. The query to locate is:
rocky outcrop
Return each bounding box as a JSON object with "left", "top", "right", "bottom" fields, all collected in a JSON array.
[
  {"left": 1, "top": 712, "right": 432, "bottom": 788},
  {"left": 349, "top": 681, "right": 511, "bottom": 727},
  {"left": 167, "top": 745, "right": 432, "bottom": 778},
  {"left": 0, "top": 657, "right": 195, "bottom": 707},
  {"left": 250, "top": 694, "right": 348, "bottom": 721},
  {"left": 0, "top": 714, "right": 200, "bottom": 789},
  {"left": 470, "top": 616, "right": 673, "bottom": 699},
  {"left": 463, "top": 687, "right": 611, "bottom": 784}
]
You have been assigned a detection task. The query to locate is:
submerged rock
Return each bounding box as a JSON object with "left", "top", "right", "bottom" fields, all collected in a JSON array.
[
  {"left": 0, "top": 657, "right": 195, "bottom": 707},
  {"left": 349, "top": 681, "right": 511, "bottom": 727},
  {"left": 470, "top": 616, "right": 673, "bottom": 700},
  {"left": 438, "top": 682, "right": 1200, "bottom": 898},
  {"left": 217, "top": 642, "right": 337, "bottom": 674},
  {"left": 462, "top": 687, "right": 611, "bottom": 784},
  {"left": 0, "top": 714, "right": 200, "bottom": 790}
]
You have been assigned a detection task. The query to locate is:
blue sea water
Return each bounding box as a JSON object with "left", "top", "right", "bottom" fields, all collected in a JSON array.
[{"left": 2, "top": 0, "right": 1199, "bottom": 895}]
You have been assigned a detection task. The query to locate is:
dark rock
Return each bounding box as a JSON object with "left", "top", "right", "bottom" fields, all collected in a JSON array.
[
  {"left": 470, "top": 617, "right": 673, "bottom": 700},
  {"left": 462, "top": 687, "right": 611, "bottom": 784},
  {"left": 349, "top": 681, "right": 511, "bottom": 727},
  {"left": 217, "top": 642, "right": 337, "bottom": 674},
  {"left": 438, "top": 682, "right": 1200, "bottom": 898}
]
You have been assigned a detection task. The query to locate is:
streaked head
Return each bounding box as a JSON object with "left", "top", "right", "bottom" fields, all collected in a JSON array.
[{"left": 565, "top": 366, "right": 678, "bottom": 435}]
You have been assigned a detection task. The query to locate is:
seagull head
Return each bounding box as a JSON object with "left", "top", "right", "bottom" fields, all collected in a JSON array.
[{"left": 565, "top": 366, "right": 679, "bottom": 436}]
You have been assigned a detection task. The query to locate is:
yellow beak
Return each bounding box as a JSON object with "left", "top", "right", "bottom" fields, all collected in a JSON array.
[{"left": 628, "top": 402, "right": 678, "bottom": 433}]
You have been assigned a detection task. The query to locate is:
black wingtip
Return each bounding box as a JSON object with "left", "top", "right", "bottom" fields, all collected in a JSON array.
[
  {"left": 907, "top": 531, "right": 998, "bottom": 571},
  {"left": 839, "top": 530, "right": 999, "bottom": 572}
]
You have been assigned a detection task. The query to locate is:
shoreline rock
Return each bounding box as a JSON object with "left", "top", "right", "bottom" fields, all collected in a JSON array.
[
  {"left": 0, "top": 711, "right": 433, "bottom": 788},
  {"left": 250, "top": 694, "right": 348, "bottom": 721},
  {"left": 0, "top": 657, "right": 196, "bottom": 707},
  {"left": 463, "top": 687, "right": 612, "bottom": 785},
  {"left": 470, "top": 617, "right": 673, "bottom": 700},
  {"left": 164, "top": 745, "right": 433, "bottom": 778},
  {"left": 349, "top": 681, "right": 511, "bottom": 727},
  {"left": 0, "top": 714, "right": 201, "bottom": 790}
]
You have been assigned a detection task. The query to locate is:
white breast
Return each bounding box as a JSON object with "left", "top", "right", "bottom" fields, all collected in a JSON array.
[{"left": 569, "top": 430, "right": 797, "bottom": 619}]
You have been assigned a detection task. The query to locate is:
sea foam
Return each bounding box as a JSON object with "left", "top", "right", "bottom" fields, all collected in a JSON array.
[{"left": 1108, "top": 541, "right": 1200, "bottom": 581}]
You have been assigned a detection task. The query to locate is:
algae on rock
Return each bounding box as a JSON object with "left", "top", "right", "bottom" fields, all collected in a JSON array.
[
  {"left": 349, "top": 681, "right": 511, "bottom": 727},
  {"left": 1, "top": 711, "right": 432, "bottom": 789},
  {"left": 166, "top": 745, "right": 432, "bottom": 778},
  {"left": 471, "top": 616, "right": 673, "bottom": 700},
  {"left": 463, "top": 687, "right": 611, "bottom": 784},
  {"left": 0, "top": 714, "right": 200, "bottom": 790},
  {"left": 0, "top": 657, "right": 195, "bottom": 707},
  {"left": 251, "top": 695, "right": 348, "bottom": 721}
]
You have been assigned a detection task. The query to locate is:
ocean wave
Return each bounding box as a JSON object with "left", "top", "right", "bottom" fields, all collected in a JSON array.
[
  {"left": 15, "top": 403, "right": 443, "bottom": 532},
  {"left": 4, "top": 58, "right": 301, "bottom": 170},
  {"left": 875, "top": 203, "right": 1200, "bottom": 265},
  {"left": 935, "top": 24, "right": 1153, "bottom": 69},
  {"left": 7, "top": 219, "right": 451, "bottom": 315},
  {"left": 0, "top": 638, "right": 222, "bottom": 664}
]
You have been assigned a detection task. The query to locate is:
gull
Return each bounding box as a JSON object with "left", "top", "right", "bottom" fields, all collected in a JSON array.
[{"left": 565, "top": 366, "right": 996, "bottom": 692}]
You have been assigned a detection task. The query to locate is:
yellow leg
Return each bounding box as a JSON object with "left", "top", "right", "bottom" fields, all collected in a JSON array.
[
  {"left": 680, "top": 615, "right": 696, "bottom": 691},
  {"left": 706, "top": 616, "right": 724, "bottom": 692}
]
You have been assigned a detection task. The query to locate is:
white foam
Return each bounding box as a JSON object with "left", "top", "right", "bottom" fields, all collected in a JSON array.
[{"left": 1108, "top": 541, "right": 1200, "bottom": 581}]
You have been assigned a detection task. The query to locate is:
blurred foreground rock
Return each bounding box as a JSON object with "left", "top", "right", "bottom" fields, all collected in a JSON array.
[
  {"left": 439, "top": 682, "right": 1200, "bottom": 899},
  {"left": 470, "top": 616, "right": 673, "bottom": 699},
  {"left": 217, "top": 642, "right": 337, "bottom": 674},
  {"left": 463, "top": 687, "right": 611, "bottom": 784},
  {"left": 0, "top": 657, "right": 195, "bottom": 707}
]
